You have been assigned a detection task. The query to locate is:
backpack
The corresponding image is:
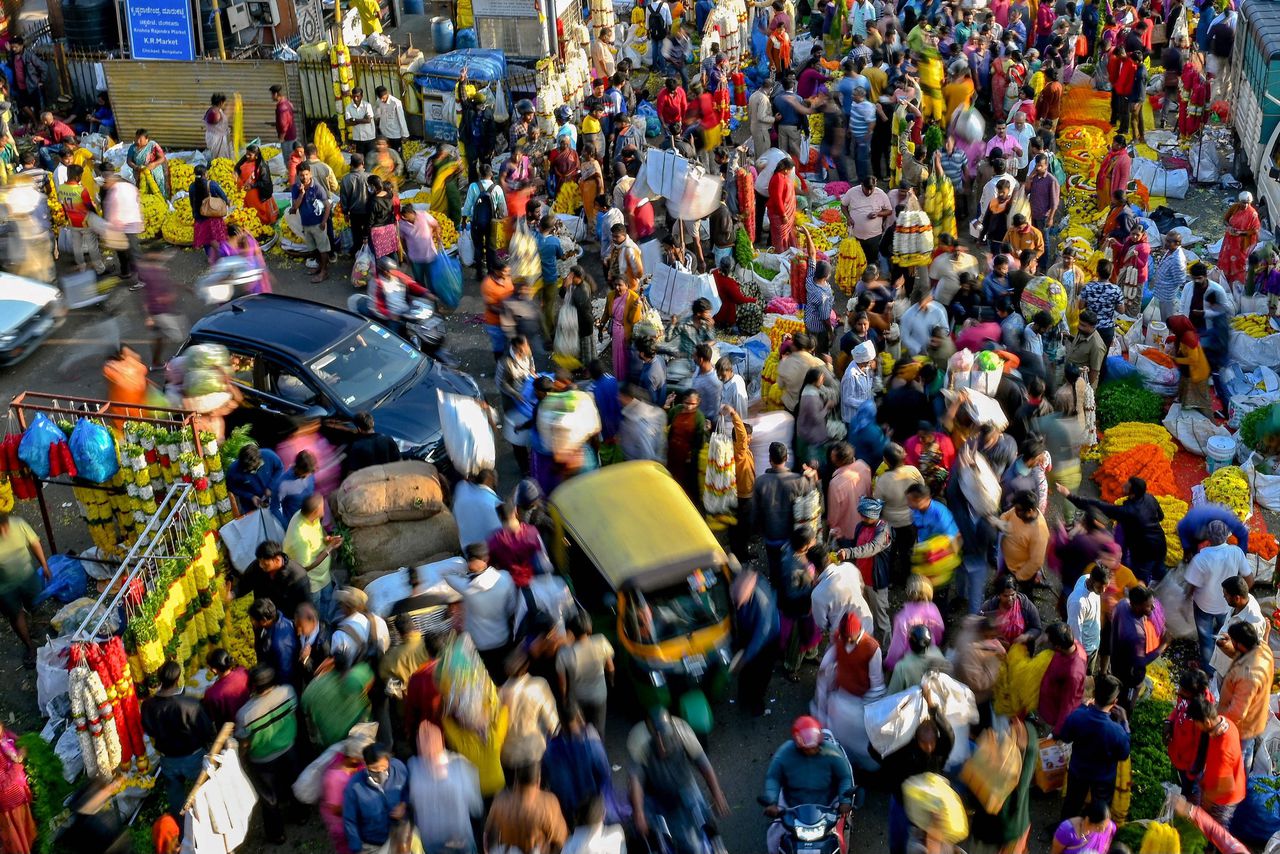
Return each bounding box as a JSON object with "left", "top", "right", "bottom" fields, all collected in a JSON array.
[
  {"left": 648, "top": 3, "right": 669, "bottom": 40},
  {"left": 473, "top": 182, "right": 496, "bottom": 228}
]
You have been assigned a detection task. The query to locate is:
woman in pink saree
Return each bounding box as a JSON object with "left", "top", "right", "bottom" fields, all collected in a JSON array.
[
  {"left": 884, "top": 575, "right": 947, "bottom": 670},
  {"left": 601, "top": 276, "right": 642, "bottom": 380},
  {"left": 1219, "top": 192, "right": 1261, "bottom": 286}
]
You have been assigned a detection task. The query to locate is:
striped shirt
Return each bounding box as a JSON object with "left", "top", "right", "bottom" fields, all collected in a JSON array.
[
  {"left": 939, "top": 150, "right": 968, "bottom": 186},
  {"left": 805, "top": 263, "right": 835, "bottom": 334},
  {"left": 848, "top": 100, "right": 877, "bottom": 138}
]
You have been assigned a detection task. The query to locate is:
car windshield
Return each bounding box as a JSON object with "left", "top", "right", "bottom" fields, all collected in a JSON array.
[
  {"left": 624, "top": 568, "right": 729, "bottom": 644},
  {"left": 308, "top": 323, "right": 421, "bottom": 409}
]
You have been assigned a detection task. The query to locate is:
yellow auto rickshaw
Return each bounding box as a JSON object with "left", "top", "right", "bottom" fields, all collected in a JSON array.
[{"left": 548, "top": 461, "right": 733, "bottom": 734}]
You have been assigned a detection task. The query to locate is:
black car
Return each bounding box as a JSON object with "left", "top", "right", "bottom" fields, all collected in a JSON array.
[{"left": 183, "top": 294, "right": 481, "bottom": 465}]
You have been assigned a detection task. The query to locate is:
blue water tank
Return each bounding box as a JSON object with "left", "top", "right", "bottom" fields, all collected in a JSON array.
[
  {"left": 430, "top": 16, "right": 454, "bottom": 51},
  {"left": 455, "top": 27, "right": 477, "bottom": 48}
]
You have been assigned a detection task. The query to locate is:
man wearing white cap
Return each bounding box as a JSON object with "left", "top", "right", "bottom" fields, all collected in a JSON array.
[{"left": 840, "top": 339, "right": 878, "bottom": 423}]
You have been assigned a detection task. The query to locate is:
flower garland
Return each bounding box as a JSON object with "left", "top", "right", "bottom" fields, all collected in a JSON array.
[
  {"left": 702, "top": 430, "right": 738, "bottom": 519},
  {"left": 101, "top": 637, "right": 148, "bottom": 769},
  {"left": 69, "top": 657, "right": 121, "bottom": 780},
  {"left": 1099, "top": 423, "right": 1178, "bottom": 459}
]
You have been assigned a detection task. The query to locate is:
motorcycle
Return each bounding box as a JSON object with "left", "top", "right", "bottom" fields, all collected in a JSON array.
[
  {"left": 763, "top": 798, "right": 850, "bottom": 854},
  {"left": 346, "top": 293, "right": 455, "bottom": 365}
]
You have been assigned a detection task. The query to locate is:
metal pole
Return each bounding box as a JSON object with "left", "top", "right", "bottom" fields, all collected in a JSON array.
[
  {"left": 193, "top": 0, "right": 204, "bottom": 56},
  {"left": 211, "top": 0, "right": 226, "bottom": 58}
]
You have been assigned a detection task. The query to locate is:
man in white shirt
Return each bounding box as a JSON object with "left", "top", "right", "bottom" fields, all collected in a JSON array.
[
  {"left": 329, "top": 586, "right": 391, "bottom": 662},
  {"left": 847, "top": 0, "right": 875, "bottom": 38},
  {"left": 1185, "top": 520, "right": 1254, "bottom": 675},
  {"left": 809, "top": 554, "right": 874, "bottom": 636},
  {"left": 619, "top": 384, "right": 667, "bottom": 461},
  {"left": 839, "top": 340, "right": 877, "bottom": 422},
  {"left": 562, "top": 796, "right": 626, "bottom": 854},
  {"left": 373, "top": 85, "right": 408, "bottom": 150},
  {"left": 929, "top": 237, "right": 979, "bottom": 304},
  {"left": 1007, "top": 111, "right": 1037, "bottom": 176},
  {"left": 899, "top": 287, "right": 949, "bottom": 356},
  {"left": 748, "top": 78, "right": 777, "bottom": 159},
  {"left": 345, "top": 87, "right": 377, "bottom": 156},
  {"left": 446, "top": 543, "right": 518, "bottom": 680},
  {"left": 452, "top": 470, "right": 502, "bottom": 550},
  {"left": 1066, "top": 565, "right": 1105, "bottom": 671},
  {"left": 841, "top": 176, "right": 893, "bottom": 267},
  {"left": 717, "top": 357, "right": 748, "bottom": 418},
  {"left": 1211, "top": 575, "right": 1269, "bottom": 676}
]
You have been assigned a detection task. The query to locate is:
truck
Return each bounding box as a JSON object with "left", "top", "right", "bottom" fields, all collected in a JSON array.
[{"left": 1230, "top": 0, "right": 1280, "bottom": 230}]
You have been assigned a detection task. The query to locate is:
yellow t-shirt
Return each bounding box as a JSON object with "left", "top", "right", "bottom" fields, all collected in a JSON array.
[
  {"left": 283, "top": 512, "right": 330, "bottom": 592},
  {"left": 582, "top": 115, "right": 602, "bottom": 134}
]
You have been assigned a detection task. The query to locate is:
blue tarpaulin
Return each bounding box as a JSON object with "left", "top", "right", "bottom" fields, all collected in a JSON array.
[{"left": 414, "top": 49, "right": 507, "bottom": 92}]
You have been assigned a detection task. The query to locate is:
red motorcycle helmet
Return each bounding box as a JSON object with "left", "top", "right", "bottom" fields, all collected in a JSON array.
[{"left": 792, "top": 716, "right": 823, "bottom": 750}]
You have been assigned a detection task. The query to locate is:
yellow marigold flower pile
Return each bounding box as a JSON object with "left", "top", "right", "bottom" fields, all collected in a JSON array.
[
  {"left": 834, "top": 236, "right": 866, "bottom": 295},
  {"left": 1100, "top": 423, "right": 1177, "bottom": 459},
  {"left": 1145, "top": 656, "right": 1177, "bottom": 702},
  {"left": 161, "top": 205, "right": 194, "bottom": 245},
  {"left": 169, "top": 160, "right": 196, "bottom": 194},
  {"left": 1157, "top": 495, "right": 1188, "bottom": 566},
  {"left": 140, "top": 194, "right": 168, "bottom": 240},
  {"left": 552, "top": 182, "right": 579, "bottom": 215},
  {"left": 1204, "top": 466, "right": 1252, "bottom": 521},
  {"left": 436, "top": 216, "right": 458, "bottom": 249},
  {"left": 226, "top": 206, "right": 273, "bottom": 241}
]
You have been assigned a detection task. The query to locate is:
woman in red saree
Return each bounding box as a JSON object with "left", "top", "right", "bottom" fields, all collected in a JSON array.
[
  {"left": 1095, "top": 135, "right": 1132, "bottom": 213},
  {"left": 1220, "top": 192, "right": 1261, "bottom": 286},
  {"left": 1178, "top": 54, "right": 1209, "bottom": 137},
  {"left": 234, "top": 145, "right": 277, "bottom": 226},
  {"left": 768, "top": 158, "right": 798, "bottom": 251}
]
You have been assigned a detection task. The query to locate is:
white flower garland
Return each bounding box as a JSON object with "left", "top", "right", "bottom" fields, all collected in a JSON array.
[{"left": 70, "top": 663, "right": 122, "bottom": 779}]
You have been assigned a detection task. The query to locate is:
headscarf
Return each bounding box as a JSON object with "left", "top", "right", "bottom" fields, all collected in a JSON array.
[
  {"left": 1166, "top": 314, "right": 1200, "bottom": 349},
  {"left": 858, "top": 497, "right": 884, "bottom": 519}
]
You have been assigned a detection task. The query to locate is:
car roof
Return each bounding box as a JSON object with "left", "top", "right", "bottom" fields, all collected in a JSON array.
[
  {"left": 189, "top": 294, "right": 366, "bottom": 362},
  {"left": 549, "top": 461, "right": 725, "bottom": 591}
]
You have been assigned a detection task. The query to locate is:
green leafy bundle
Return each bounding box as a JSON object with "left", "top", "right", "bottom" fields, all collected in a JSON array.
[
  {"left": 16, "top": 732, "right": 74, "bottom": 854},
  {"left": 1239, "top": 403, "right": 1278, "bottom": 452},
  {"left": 1129, "top": 698, "right": 1178, "bottom": 821},
  {"left": 219, "top": 424, "right": 254, "bottom": 469},
  {"left": 1096, "top": 376, "right": 1165, "bottom": 431}
]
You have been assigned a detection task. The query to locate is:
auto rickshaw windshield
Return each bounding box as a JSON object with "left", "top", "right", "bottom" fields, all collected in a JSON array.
[{"left": 623, "top": 568, "right": 730, "bottom": 644}]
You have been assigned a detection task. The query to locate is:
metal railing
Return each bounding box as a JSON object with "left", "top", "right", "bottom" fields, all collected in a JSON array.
[{"left": 73, "top": 483, "right": 200, "bottom": 642}]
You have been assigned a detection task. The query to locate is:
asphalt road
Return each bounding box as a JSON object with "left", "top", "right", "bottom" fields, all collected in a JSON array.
[{"left": 0, "top": 245, "right": 882, "bottom": 854}]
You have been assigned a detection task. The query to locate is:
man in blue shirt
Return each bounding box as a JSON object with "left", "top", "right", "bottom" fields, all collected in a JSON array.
[
  {"left": 290, "top": 162, "right": 331, "bottom": 283},
  {"left": 534, "top": 214, "right": 566, "bottom": 294},
  {"left": 1057, "top": 674, "right": 1131, "bottom": 821},
  {"left": 981, "top": 254, "right": 1012, "bottom": 304},
  {"left": 344, "top": 744, "right": 409, "bottom": 853},
  {"left": 907, "top": 482, "right": 959, "bottom": 542}
]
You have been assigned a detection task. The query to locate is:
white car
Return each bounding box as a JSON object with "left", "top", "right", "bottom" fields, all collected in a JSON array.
[{"left": 0, "top": 275, "right": 66, "bottom": 367}]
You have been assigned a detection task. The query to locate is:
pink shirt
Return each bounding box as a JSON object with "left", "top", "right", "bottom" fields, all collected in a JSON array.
[
  {"left": 322, "top": 759, "right": 361, "bottom": 853},
  {"left": 841, "top": 186, "right": 891, "bottom": 241},
  {"left": 827, "top": 461, "right": 873, "bottom": 540}
]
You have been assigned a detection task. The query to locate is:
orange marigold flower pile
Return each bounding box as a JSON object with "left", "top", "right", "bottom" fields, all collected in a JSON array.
[{"left": 1094, "top": 443, "right": 1178, "bottom": 502}]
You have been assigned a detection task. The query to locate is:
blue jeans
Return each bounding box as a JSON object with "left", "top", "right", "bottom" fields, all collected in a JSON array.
[
  {"left": 38, "top": 144, "right": 64, "bottom": 172},
  {"left": 314, "top": 580, "right": 337, "bottom": 626},
  {"left": 485, "top": 323, "right": 507, "bottom": 356},
  {"left": 853, "top": 139, "right": 872, "bottom": 182},
  {"left": 651, "top": 38, "right": 666, "bottom": 74},
  {"left": 160, "top": 751, "right": 205, "bottom": 815},
  {"left": 959, "top": 553, "right": 989, "bottom": 615},
  {"left": 1193, "top": 604, "right": 1227, "bottom": 675}
]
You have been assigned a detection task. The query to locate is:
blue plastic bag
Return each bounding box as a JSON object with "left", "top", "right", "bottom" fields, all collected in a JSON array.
[
  {"left": 69, "top": 420, "right": 119, "bottom": 484},
  {"left": 428, "top": 252, "right": 463, "bottom": 310},
  {"left": 1104, "top": 356, "right": 1137, "bottom": 381},
  {"left": 1230, "top": 774, "right": 1280, "bottom": 843},
  {"left": 32, "top": 555, "right": 87, "bottom": 606},
  {"left": 18, "top": 413, "right": 65, "bottom": 479}
]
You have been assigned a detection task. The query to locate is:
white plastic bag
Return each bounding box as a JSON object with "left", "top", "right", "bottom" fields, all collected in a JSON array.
[
  {"left": 553, "top": 287, "right": 581, "bottom": 364},
  {"left": 36, "top": 636, "right": 72, "bottom": 716},
  {"left": 1163, "top": 403, "right": 1230, "bottom": 456},
  {"left": 958, "top": 450, "right": 1001, "bottom": 519},
  {"left": 960, "top": 389, "right": 1009, "bottom": 430},
  {"left": 55, "top": 725, "right": 85, "bottom": 782},
  {"left": 456, "top": 228, "right": 475, "bottom": 268},
  {"left": 1229, "top": 392, "right": 1280, "bottom": 430},
  {"left": 220, "top": 509, "right": 286, "bottom": 571},
  {"left": 1135, "top": 351, "right": 1181, "bottom": 395},
  {"left": 1154, "top": 565, "right": 1196, "bottom": 639},
  {"left": 825, "top": 689, "right": 881, "bottom": 772},
  {"left": 1240, "top": 452, "right": 1280, "bottom": 513},
  {"left": 292, "top": 721, "right": 378, "bottom": 803},
  {"left": 437, "top": 390, "right": 496, "bottom": 477},
  {"left": 351, "top": 242, "right": 374, "bottom": 290},
  {"left": 864, "top": 686, "right": 928, "bottom": 757}
]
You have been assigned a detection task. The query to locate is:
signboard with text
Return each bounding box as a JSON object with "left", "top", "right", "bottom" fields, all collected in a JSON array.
[{"left": 126, "top": 0, "right": 196, "bottom": 61}]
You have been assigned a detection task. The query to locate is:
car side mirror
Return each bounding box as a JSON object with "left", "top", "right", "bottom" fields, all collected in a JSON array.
[
  {"left": 302, "top": 405, "right": 332, "bottom": 420},
  {"left": 1270, "top": 166, "right": 1280, "bottom": 181},
  {"left": 603, "top": 592, "right": 618, "bottom": 613}
]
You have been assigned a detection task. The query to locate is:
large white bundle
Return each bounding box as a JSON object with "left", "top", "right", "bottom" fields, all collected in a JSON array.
[{"left": 438, "top": 390, "right": 496, "bottom": 477}]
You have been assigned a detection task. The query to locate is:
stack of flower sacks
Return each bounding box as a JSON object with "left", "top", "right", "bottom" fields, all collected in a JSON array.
[{"left": 330, "top": 461, "right": 459, "bottom": 582}]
